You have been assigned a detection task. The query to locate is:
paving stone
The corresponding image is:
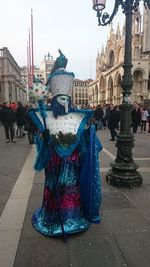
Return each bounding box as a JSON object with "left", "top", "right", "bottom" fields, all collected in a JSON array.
[
  {"left": 102, "top": 209, "right": 150, "bottom": 233},
  {"left": 101, "top": 191, "right": 133, "bottom": 210},
  {"left": 14, "top": 236, "right": 70, "bottom": 267},
  {"left": 30, "top": 183, "right": 44, "bottom": 197},
  {"left": 0, "top": 230, "right": 21, "bottom": 267},
  {"left": 122, "top": 189, "right": 150, "bottom": 209},
  {"left": 69, "top": 234, "right": 127, "bottom": 267},
  {"left": 115, "top": 231, "right": 150, "bottom": 267},
  {"left": 26, "top": 196, "right": 43, "bottom": 214}
]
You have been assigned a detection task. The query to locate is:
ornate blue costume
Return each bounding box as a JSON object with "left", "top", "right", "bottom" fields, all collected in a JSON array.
[{"left": 28, "top": 50, "right": 102, "bottom": 240}]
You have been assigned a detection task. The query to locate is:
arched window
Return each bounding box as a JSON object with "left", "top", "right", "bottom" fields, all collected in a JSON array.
[
  {"left": 133, "top": 70, "right": 144, "bottom": 101},
  {"left": 117, "top": 47, "right": 123, "bottom": 62},
  {"left": 116, "top": 74, "right": 122, "bottom": 96},
  {"left": 108, "top": 50, "right": 115, "bottom": 67},
  {"left": 108, "top": 77, "right": 113, "bottom": 102}
]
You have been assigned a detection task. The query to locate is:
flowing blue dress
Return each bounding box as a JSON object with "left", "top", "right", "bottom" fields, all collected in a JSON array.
[{"left": 29, "top": 108, "right": 102, "bottom": 237}]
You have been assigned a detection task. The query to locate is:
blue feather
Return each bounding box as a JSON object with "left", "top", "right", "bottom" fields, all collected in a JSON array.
[
  {"left": 34, "top": 135, "right": 50, "bottom": 171},
  {"left": 38, "top": 100, "right": 47, "bottom": 119}
]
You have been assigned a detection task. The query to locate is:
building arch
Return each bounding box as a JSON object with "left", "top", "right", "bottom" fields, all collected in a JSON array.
[
  {"left": 114, "top": 73, "right": 122, "bottom": 105},
  {"left": 94, "top": 84, "right": 98, "bottom": 105},
  {"left": 132, "top": 69, "right": 144, "bottom": 103},
  {"left": 99, "top": 76, "right": 106, "bottom": 103},
  {"left": 108, "top": 50, "right": 115, "bottom": 67},
  {"left": 133, "top": 67, "right": 146, "bottom": 79},
  {"left": 116, "top": 46, "right": 123, "bottom": 63},
  {"left": 108, "top": 76, "right": 113, "bottom": 103}
]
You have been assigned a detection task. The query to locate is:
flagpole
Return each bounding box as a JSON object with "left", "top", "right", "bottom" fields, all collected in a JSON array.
[
  {"left": 31, "top": 8, "right": 34, "bottom": 83},
  {"left": 27, "top": 42, "right": 30, "bottom": 90},
  {"left": 29, "top": 29, "right": 32, "bottom": 88}
]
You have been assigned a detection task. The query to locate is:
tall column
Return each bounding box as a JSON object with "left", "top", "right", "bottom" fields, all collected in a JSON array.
[
  {"left": 16, "top": 87, "right": 20, "bottom": 102},
  {"left": 4, "top": 81, "right": 9, "bottom": 102},
  {"left": 11, "top": 82, "right": 16, "bottom": 102}
]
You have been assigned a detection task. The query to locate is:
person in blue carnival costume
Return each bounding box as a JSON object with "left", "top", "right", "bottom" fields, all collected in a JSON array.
[{"left": 28, "top": 50, "right": 102, "bottom": 241}]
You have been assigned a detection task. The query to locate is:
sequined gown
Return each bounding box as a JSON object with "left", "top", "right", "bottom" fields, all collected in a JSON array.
[{"left": 29, "top": 109, "right": 102, "bottom": 237}]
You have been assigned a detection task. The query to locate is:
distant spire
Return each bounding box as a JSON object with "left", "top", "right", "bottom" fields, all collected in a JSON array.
[
  {"left": 47, "top": 52, "right": 50, "bottom": 59},
  {"left": 101, "top": 44, "right": 104, "bottom": 55},
  {"left": 116, "top": 23, "right": 121, "bottom": 39},
  {"left": 122, "top": 21, "right": 126, "bottom": 37},
  {"left": 109, "top": 22, "right": 114, "bottom": 35}
]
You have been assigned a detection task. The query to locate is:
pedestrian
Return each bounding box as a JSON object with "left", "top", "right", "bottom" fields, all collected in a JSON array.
[
  {"left": 131, "top": 104, "right": 141, "bottom": 134},
  {"left": 109, "top": 104, "right": 120, "bottom": 141},
  {"left": 106, "top": 104, "right": 111, "bottom": 129},
  {"left": 141, "top": 107, "right": 148, "bottom": 133},
  {"left": 25, "top": 107, "right": 38, "bottom": 144},
  {"left": 102, "top": 104, "right": 107, "bottom": 129},
  {"left": 16, "top": 102, "right": 26, "bottom": 137},
  {"left": 0, "top": 102, "right": 16, "bottom": 143},
  {"left": 93, "top": 105, "right": 104, "bottom": 131}
]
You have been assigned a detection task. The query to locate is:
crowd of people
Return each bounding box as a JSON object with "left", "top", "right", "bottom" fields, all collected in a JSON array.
[
  {"left": 0, "top": 101, "right": 150, "bottom": 144},
  {"left": 91, "top": 103, "right": 150, "bottom": 141},
  {"left": 0, "top": 101, "right": 37, "bottom": 144}
]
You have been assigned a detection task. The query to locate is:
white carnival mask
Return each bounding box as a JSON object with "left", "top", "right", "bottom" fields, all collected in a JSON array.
[{"left": 57, "top": 95, "right": 69, "bottom": 113}]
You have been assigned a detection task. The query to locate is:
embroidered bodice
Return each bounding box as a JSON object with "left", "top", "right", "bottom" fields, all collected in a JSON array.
[{"left": 36, "top": 111, "right": 86, "bottom": 135}]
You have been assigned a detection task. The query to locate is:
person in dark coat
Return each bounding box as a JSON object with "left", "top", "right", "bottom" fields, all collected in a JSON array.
[
  {"left": 93, "top": 105, "right": 104, "bottom": 131},
  {"left": 106, "top": 104, "right": 111, "bottom": 129},
  {"left": 131, "top": 105, "right": 141, "bottom": 134},
  {"left": 16, "top": 101, "right": 26, "bottom": 137},
  {"left": 0, "top": 102, "right": 16, "bottom": 143},
  {"left": 109, "top": 104, "right": 120, "bottom": 141},
  {"left": 25, "top": 108, "right": 38, "bottom": 144}
]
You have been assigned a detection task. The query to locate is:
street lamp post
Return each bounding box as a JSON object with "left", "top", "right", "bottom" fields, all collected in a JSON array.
[{"left": 92, "top": 0, "right": 150, "bottom": 188}]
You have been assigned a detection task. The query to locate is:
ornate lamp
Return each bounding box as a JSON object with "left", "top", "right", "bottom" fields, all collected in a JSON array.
[
  {"left": 92, "top": 0, "right": 150, "bottom": 188},
  {"left": 92, "top": 0, "right": 106, "bottom": 11}
]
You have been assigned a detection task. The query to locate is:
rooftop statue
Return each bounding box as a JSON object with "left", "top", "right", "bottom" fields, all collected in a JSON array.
[
  {"left": 45, "top": 49, "right": 68, "bottom": 87},
  {"left": 51, "top": 49, "right": 68, "bottom": 72}
]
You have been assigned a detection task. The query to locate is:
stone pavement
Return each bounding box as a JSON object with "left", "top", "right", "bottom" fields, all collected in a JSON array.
[{"left": 0, "top": 125, "right": 150, "bottom": 267}]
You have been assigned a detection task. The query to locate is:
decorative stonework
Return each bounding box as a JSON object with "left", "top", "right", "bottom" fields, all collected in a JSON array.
[{"left": 88, "top": 8, "right": 150, "bottom": 107}]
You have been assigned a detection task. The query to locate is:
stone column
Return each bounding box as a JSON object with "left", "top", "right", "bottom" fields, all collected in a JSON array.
[
  {"left": 4, "top": 81, "right": 9, "bottom": 102},
  {"left": 11, "top": 82, "right": 16, "bottom": 102},
  {"left": 16, "top": 87, "right": 20, "bottom": 102}
]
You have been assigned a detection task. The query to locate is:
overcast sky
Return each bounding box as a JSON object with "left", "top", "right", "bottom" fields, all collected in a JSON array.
[{"left": 0, "top": 0, "right": 141, "bottom": 80}]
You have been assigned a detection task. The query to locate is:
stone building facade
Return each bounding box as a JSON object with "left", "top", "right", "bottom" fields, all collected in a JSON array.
[
  {"left": 88, "top": 8, "right": 150, "bottom": 107},
  {"left": 0, "top": 47, "right": 27, "bottom": 104},
  {"left": 20, "top": 53, "right": 55, "bottom": 102},
  {"left": 39, "top": 53, "right": 54, "bottom": 82},
  {"left": 72, "top": 79, "right": 92, "bottom": 107}
]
